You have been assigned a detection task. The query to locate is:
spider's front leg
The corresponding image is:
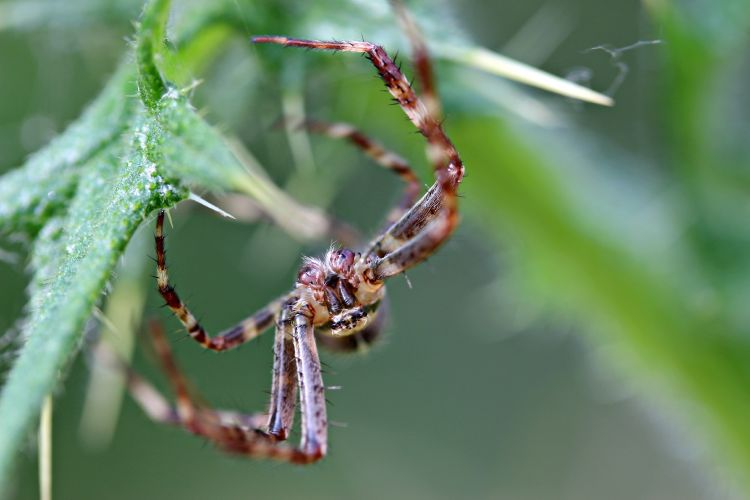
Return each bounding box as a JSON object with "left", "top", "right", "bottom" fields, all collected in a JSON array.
[
  {"left": 254, "top": 28, "right": 465, "bottom": 282},
  {"left": 368, "top": 183, "right": 458, "bottom": 281}
]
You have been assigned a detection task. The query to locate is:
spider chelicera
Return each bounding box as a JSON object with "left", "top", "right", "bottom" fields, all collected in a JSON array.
[{"left": 122, "top": 3, "right": 465, "bottom": 464}]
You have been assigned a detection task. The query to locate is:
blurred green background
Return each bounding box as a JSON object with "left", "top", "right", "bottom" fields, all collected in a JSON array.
[{"left": 1, "top": 0, "right": 749, "bottom": 498}]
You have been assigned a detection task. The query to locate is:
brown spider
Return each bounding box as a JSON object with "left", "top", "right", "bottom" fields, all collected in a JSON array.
[{"left": 123, "top": 3, "right": 465, "bottom": 464}]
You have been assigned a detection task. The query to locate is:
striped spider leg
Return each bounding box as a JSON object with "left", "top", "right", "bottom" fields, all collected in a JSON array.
[
  {"left": 121, "top": 315, "right": 321, "bottom": 463},
  {"left": 123, "top": 3, "right": 465, "bottom": 465},
  {"left": 295, "top": 119, "right": 422, "bottom": 227},
  {"left": 150, "top": 211, "right": 327, "bottom": 462}
]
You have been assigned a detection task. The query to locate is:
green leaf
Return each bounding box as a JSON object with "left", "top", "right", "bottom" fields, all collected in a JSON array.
[
  {"left": 0, "top": 62, "right": 137, "bottom": 237},
  {"left": 0, "top": 123, "right": 184, "bottom": 488},
  {"left": 4, "top": 0, "right": 750, "bottom": 495},
  {"left": 0, "top": 0, "right": 363, "bottom": 483},
  {"left": 0, "top": 0, "right": 333, "bottom": 487},
  {"left": 458, "top": 114, "right": 750, "bottom": 491},
  {"left": 136, "top": 0, "right": 170, "bottom": 111},
  {"left": 0, "top": 0, "right": 140, "bottom": 31}
]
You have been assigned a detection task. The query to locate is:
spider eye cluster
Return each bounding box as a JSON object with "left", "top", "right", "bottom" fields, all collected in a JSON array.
[{"left": 327, "top": 248, "right": 357, "bottom": 276}]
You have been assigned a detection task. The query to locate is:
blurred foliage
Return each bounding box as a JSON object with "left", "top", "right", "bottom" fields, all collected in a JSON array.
[
  {"left": 1, "top": 0, "right": 750, "bottom": 498},
  {"left": 0, "top": 0, "right": 337, "bottom": 489}
]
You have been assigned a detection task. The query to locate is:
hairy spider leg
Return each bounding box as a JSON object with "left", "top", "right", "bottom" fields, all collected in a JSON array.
[
  {"left": 123, "top": 362, "right": 269, "bottom": 429},
  {"left": 221, "top": 306, "right": 326, "bottom": 462},
  {"left": 369, "top": 184, "right": 458, "bottom": 280},
  {"left": 390, "top": 0, "right": 442, "bottom": 121},
  {"left": 266, "top": 306, "right": 298, "bottom": 440},
  {"left": 369, "top": 181, "right": 443, "bottom": 257},
  {"left": 115, "top": 323, "right": 268, "bottom": 431},
  {"left": 298, "top": 119, "right": 422, "bottom": 225},
  {"left": 155, "top": 210, "right": 286, "bottom": 351},
  {"left": 251, "top": 37, "right": 464, "bottom": 280},
  {"left": 366, "top": 0, "right": 464, "bottom": 278},
  {"left": 251, "top": 38, "right": 461, "bottom": 175},
  {"left": 289, "top": 311, "right": 327, "bottom": 459},
  {"left": 121, "top": 308, "right": 327, "bottom": 463}
]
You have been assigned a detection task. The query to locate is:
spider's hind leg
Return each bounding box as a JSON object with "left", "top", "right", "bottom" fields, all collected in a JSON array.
[
  {"left": 116, "top": 309, "right": 327, "bottom": 463},
  {"left": 154, "top": 210, "right": 283, "bottom": 352},
  {"left": 298, "top": 120, "right": 422, "bottom": 226},
  {"left": 109, "top": 322, "right": 268, "bottom": 433},
  {"left": 266, "top": 307, "right": 298, "bottom": 440}
]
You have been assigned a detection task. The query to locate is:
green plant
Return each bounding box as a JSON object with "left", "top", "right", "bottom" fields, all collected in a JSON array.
[{"left": 1, "top": 0, "right": 750, "bottom": 496}]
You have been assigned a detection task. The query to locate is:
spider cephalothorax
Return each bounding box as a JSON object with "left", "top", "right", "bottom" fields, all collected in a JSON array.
[
  {"left": 121, "top": 1, "right": 466, "bottom": 465},
  {"left": 296, "top": 248, "right": 385, "bottom": 336}
]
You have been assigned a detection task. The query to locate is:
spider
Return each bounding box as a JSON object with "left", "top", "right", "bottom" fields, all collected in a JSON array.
[{"left": 121, "top": 3, "right": 465, "bottom": 464}]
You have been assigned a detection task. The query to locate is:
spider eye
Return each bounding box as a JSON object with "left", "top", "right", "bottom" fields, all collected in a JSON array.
[
  {"left": 328, "top": 249, "right": 356, "bottom": 274},
  {"left": 297, "top": 262, "right": 324, "bottom": 286}
]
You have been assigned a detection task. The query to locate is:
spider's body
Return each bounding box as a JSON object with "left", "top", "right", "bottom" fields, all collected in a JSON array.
[
  {"left": 122, "top": 2, "right": 466, "bottom": 465},
  {"left": 295, "top": 248, "right": 384, "bottom": 336}
]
